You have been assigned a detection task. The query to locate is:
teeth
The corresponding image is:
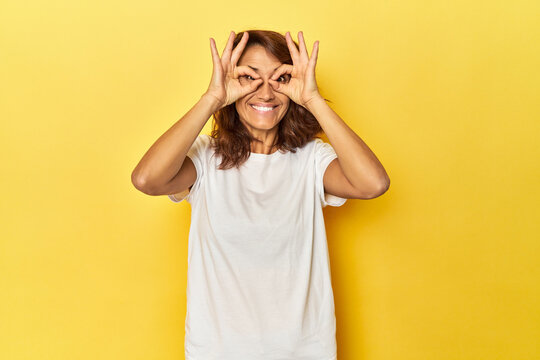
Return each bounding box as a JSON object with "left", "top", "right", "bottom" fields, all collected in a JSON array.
[{"left": 251, "top": 105, "right": 276, "bottom": 112}]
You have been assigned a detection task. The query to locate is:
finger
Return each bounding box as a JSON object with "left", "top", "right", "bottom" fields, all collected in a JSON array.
[
  {"left": 209, "top": 38, "right": 222, "bottom": 75},
  {"left": 268, "top": 78, "right": 288, "bottom": 94},
  {"left": 235, "top": 65, "right": 261, "bottom": 79},
  {"left": 230, "top": 32, "right": 249, "bottom": 66},
  {"left": 298, "top": 31, "right": 308, "bottom": 61},
  {"left": 239, "top": 78, "right": 263, "bottom": 97},
  {"left": 285, "top": 31, "right": 300, "bottom": 64},
  {"left": 221, "top": 31, "right": 236, "bottom": 63},
  {"left": 248, "top": 78, "right": 263, "bottom": 91},
  {"left": 307, "top": 40, "right": 319, "bottom": 73},
  {"left": 268, "top": 78, "right": 281, "bottom": 91},
  {"left": 270, "top": 64, "right": 293, "bottom": 80}
]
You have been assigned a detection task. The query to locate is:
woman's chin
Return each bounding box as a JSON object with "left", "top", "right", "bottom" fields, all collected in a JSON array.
[{"left": 242, "top": 118, "right": 281, "bottom": 132}]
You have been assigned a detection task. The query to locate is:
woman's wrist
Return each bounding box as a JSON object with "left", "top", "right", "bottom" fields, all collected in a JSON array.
[
  {"left": 303, "top": 93, "right": 325, "bottom": 111},
  {"left": 201, "top": 92, "right": 224, "bottom": 113}
]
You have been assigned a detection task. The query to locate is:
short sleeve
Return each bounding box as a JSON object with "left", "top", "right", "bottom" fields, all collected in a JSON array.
[
  {"left": 314, "top": 138, "right": 348, "bottom": 208},
  {"left": 167, "top": 134, "right": 210, "bottom": 204}
]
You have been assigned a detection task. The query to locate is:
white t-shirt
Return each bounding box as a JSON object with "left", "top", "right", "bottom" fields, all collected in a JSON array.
[{"left": 168, "top": 134, "right": 346, "bottom": 360}]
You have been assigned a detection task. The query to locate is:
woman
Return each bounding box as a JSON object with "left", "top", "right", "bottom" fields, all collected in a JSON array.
[{"left": 132, "top": 29, "right": 389, "bottom": 360}]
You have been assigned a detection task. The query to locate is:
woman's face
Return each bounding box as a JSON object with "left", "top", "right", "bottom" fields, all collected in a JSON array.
[{"left": 235, "top": 45, "right": 290, "bottom": 135}]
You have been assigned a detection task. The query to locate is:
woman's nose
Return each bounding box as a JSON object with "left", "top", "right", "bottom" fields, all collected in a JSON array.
[{"left": 256, "top": 80, "right": 275, "bottom": 100}]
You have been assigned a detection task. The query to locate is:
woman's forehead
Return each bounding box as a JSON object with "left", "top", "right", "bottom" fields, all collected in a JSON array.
[{"left": 238, "top": 46, "right": 281, "bottom": 72}]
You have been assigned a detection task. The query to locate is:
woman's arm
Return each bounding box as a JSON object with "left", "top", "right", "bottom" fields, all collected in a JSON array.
[
  {"left": 306, "top": 95, "right": 390, "bottom": 199},
  {"left": 269, "top": 31, "right": 389, "bottom": 200},
  {"left": 132, "top": 32, "right": 264, "bottom": 197},
  {"left": 131, "top": 93, "right": 221, "bottom": 195}
]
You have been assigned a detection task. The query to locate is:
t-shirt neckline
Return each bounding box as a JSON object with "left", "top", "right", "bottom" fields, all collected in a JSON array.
[{"left": 248, "top": 149, "right": 286, "bottom": 161}]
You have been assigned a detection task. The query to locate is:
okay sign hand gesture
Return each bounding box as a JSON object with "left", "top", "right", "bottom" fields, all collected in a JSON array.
[
  {"left": 269, "top": 31, "right": 322, "bottom": 109},
  {"left": 205, "top": 31, "right": 264, "bottom": 110}
]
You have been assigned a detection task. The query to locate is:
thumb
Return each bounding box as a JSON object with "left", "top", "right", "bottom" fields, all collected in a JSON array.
[
  {"left": 252, "top": 78, "right": 263, "bottom": 90},
  {"left": 246, "top": 78, "right": 263, "bottom": 94},
  {"left": 269, "top": 79, "right": 287, "bottom": 95},
  {"left": 240, "top": 79, "right": 263, "bottom": 97}
]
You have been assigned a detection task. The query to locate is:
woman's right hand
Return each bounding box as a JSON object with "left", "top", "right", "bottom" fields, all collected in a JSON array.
[{"left": 204, "top": 31, "right": 263, "bottom": 110}]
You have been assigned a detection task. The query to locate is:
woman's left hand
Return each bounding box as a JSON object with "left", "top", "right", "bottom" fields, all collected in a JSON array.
[{"left": 269, "top": 31, "right": 322, "bottom": 109}]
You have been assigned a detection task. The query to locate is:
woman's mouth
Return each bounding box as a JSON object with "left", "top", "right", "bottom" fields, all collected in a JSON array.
[{"left": 250, "top": 104, "right": 279, "bottom": 114}]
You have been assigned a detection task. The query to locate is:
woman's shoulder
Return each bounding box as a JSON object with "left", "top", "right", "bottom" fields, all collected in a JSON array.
[
  {"left": 297, "top": 137, "right": 326, "bottom": 152},
  {"left": 291, "top": 137, "right": 337, "bottom": 163},
  {"left": 193, "top": 133, "right": 214, "bottom": 149},
  {"left": 283, "top": 137, "right": 322, "bottom": 160},
  {"left": 198, "top": 133, "right": 212, "bottom": 142},
  {"left": 187, "top": 134, "right": 214, "bottom": 161}
]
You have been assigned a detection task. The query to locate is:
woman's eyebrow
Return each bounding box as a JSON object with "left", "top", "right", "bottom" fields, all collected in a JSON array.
[{"left": 248, "top": 65, "right": 279, "bottom": 72}]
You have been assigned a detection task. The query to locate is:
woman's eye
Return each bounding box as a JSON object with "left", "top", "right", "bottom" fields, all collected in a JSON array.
[
  {"left": 277, "top": 75, "right": 290, "bottom": 82},
  {"left": 244, "top": 75, "right": 255, "bottom": 80}
]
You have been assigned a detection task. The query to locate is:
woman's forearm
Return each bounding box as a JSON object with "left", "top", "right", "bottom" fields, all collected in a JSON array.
[
  {"left": 305, "top": 96, "right": 390, "bottom": 193},
  {"left": 131, "top": 93, "right": 221, "bottom": 193}
]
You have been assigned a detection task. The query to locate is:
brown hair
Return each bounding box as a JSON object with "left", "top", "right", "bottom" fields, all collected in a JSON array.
[{"left": 209, "top": 29, "right": 330, "bottom": 170}]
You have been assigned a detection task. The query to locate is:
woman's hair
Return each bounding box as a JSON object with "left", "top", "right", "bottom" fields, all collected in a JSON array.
[{"left": 209, "top": 29, "right": 330, "bottom": 170}]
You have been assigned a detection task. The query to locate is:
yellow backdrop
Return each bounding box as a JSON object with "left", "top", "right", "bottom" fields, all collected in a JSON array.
[{"left": 1, "top": 0, "right": 538, "bottom": 359}]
